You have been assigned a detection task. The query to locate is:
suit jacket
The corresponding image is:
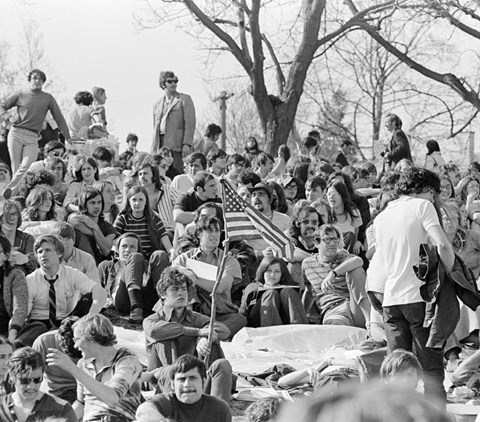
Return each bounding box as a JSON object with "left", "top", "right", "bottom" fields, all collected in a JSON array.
[
  {"left": 152, "top": 92, "right": 196, "bottom": 154},
  {"left": 385, "top": 129, "right": 412, "bottom": 166}
]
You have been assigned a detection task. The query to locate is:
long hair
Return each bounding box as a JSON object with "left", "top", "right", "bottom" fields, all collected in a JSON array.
[
  {"left": 255, "top": 256, "right": 296, "bottom": 286},
  {"left": 93, "top": 180, "right": 119, "bottom": 223},
  {"left": 121, "top": 185, "right": 161, "bottom": 251},
  {"left": 327, "top": 181, "right": 359, "bottom": 224},
  {"left": 133, "top": 162, "right": 163, "bottom": 192},
  {"left": 74, "top": 157, "right": 99, "bottom": 183},
  {"left": 0, "top": 235, "right": 14, "bottom": 275},
  {"left": 78, "top": 186, "right": 104, "bottom": 220},
  {"left": 24, "top": 186, "right": 56, "bottom": 222}
]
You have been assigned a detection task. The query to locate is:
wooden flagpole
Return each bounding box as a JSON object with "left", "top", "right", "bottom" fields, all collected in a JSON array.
[{"left": 204, "top": 239, "right": 230, "bottom": 366}]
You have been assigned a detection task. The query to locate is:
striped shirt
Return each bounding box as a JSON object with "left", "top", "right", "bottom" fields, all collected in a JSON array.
[
  {"left": 114, "top": 212, "right": 167, "bottom": 259},
  {"left": 157, "top": 183, "right": 181, "bottom": 231}
]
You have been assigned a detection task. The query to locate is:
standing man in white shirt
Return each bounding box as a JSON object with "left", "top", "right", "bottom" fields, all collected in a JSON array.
[{"left": 373, "top": 167, "right": 454, "bottom": 405}]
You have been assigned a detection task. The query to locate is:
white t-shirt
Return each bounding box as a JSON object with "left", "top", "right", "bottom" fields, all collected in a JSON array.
[{"left": 373, "top": 195, "right": 440, "bottom": 306}]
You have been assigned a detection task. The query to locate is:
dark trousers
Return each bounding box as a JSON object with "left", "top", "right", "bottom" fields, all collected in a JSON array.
[
  {"left": 383, "top": 302, "right": 446, "bottom": 405},
  {"left": 115, "top": 251, "right": 169, "bottom": 315},
  {"left": 15, "top": 293, "right": 93, "bottom": 348},
  {"left": 171, "top": 150, "right": 184, "bottom": 174}
]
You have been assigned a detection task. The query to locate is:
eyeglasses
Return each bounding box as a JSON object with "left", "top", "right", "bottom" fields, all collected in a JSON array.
[
  {"left": 18, "top": 376, "right": 43, "bottom": 385},
  {"left": 315, "top": 236, "right": 340, "bottom": 244},
  {"left": 300, "top": 219, "right": 319, "bottom": 226},
  {"left": 166, "top": 78, "right": 178, "bottom": 84}
]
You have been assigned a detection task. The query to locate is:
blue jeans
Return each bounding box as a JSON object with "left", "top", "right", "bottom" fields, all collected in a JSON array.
[{"left": 383, "top": 302, "right": 445, "bottom": 405}]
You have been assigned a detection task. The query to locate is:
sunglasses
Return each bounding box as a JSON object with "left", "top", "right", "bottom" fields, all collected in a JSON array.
[
  {"left": 166, "top": 78, "right": 179, "bottom": 84},
  {"left": 18, "top": 376, "right": 43, "bottom": 385}
]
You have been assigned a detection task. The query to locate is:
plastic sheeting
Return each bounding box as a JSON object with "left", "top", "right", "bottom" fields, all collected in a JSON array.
[{"left": 222, "top": 324, "right": 367, "bottom": 375}]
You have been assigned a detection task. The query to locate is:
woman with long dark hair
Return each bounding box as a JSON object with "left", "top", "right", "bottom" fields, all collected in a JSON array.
[
  {"left": 0, "top": 235, "right": 28, "bottom": 343},
  {"left": 114, "top": 185, "right": 172, "bottom": 259},
  {"left": 326, "top": 180, "right": 362, "bottom": 254},
  {"left": 63, "top": 156, "right": 100, "bottom": 213},
  {"left": 240, "top": 256, "right": 307, "bottom": 327},
  {"left": 0, "top": 200, "right": 37, "bottom": 274}
]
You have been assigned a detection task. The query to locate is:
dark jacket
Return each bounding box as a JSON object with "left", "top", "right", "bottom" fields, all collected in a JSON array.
[
  {"left": 415, "top": 244, "right": 480, "bottom": 349},
  {"left": 385, "top": 129, "right": 412, "bottom": 166}
]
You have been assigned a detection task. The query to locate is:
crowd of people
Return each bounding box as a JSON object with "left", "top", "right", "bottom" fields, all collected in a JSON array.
[{"left": 0, "top": 67, "right": 479, "bottom": 421}]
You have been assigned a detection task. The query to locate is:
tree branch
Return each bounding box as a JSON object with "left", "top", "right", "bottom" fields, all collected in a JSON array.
[
  {"left": 183, "top": 0, "right": 253, "bottom": 73},
  {"left": 344, "top": 0, "right": 480, "bottom": 111}
]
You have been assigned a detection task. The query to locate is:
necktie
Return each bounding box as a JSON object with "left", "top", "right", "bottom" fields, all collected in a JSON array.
[{"left": 45, "top": 275, "right": 59, "bottom": 327}]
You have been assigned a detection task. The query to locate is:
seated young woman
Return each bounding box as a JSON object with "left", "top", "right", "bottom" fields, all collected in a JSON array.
[
  {"left": 21, "top": 186, "right": 57, "bottom": 224},
  {"left": 240, "top": 256, "right": 307, "bottom": 327},
  {"left": 0, "top": 200, "right": 37, "bottom": 274},
  {"left": 0, "top": 235, "right": 28, "bottom": 343},
  {"left": 68, "top": 186, "right": 117, "bottom": 265},
  {"left": 63, "top": 156, "right": 99, "bottom": 214},
  {"left": 114, "top": 185, "right": 172, "bottom": 260}
]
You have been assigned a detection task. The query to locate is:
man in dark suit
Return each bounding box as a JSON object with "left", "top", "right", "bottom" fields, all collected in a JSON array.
[{"left": 382, "top": 114, "right": 412, "bottom": 169}]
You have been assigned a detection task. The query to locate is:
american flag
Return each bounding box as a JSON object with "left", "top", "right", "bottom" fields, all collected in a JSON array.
[{"left": 221, "top": 179, "right": 294, "bottom": 259}]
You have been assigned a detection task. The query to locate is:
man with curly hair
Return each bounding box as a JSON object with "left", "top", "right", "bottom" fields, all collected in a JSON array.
[
  {"left": 143, "top": 266, "right": 234, "bottom": 403},
  {"left": 33, "top": 316, "right": 81, "bottom": 403}
]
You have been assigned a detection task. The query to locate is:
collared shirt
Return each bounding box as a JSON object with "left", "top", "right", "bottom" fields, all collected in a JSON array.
[
  {"left": 64, "top": 247, "right": 99, "bottom": 283},
  {"left": 0, "top": 391, "right": 77, "bottom": 422},
  {"left": 78, "top": 347, "right": 143, "bottom": 422},
  {"left": 26, "top": 264, "right": 97, "bottom": 320},
  {"left": 143, "top": 303, "right": 230, "bottom": 359}
]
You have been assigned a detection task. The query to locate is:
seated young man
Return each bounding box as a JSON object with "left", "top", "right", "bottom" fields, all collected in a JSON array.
[
  {"left": 32, "top": 316, "right": 82, "bottom": 403},
  {"left": 136, "top": 354, "right": 232, "bottom": 422},
  {"left": 15, "top": 235, "right": 107, "bottom": 347},
  {"left": 52, "top": 222, "right": 99, "bottom": 283},
  {"left": 46, "top": 314, "right": 143, "bottom": 422},
  {"left": 173, "top": 171, "right": 221, "bottom": 227},
  {"left": 98, "top": 232, "right": 170, "bottom": 322},
  {"left": 302, "top": 224, "right": 370, "bottom": 327},
  {"left": 143, "top": 266, "right": 234, "bottom": 402},
  {"left": 174, "top": 216, "right": 246, "bottom": 338}
]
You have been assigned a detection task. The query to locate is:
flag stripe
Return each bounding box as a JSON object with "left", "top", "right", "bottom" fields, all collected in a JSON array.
[{"left": 221, "top": 179, "right": 293, "bottom": 259}]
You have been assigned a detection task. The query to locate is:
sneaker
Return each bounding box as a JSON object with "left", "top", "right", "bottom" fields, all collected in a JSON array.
[{"left": 129, "top": 308, "right": 143, "bottom": 323}]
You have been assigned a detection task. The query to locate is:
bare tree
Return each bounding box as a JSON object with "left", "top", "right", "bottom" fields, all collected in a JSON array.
[
  {"left": 135, "top": 0, "right": 394, "bottom": 154},
  {"left": 345, "top": 0, "right": 480, "bottom": 113}
]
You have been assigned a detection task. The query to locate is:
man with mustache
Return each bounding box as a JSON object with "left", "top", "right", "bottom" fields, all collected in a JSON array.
[
  {"left": 136, "top": 354, "right": 231, "bottom": 422},
  {"left": 246, "top": 182, "right": 291, "bottom": 258},
  {"left": 286, "top": 204, "right": 323, "bottom": 289},
  {"left": 302, "top": 224, "right": 370, "bottom": 328}
]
